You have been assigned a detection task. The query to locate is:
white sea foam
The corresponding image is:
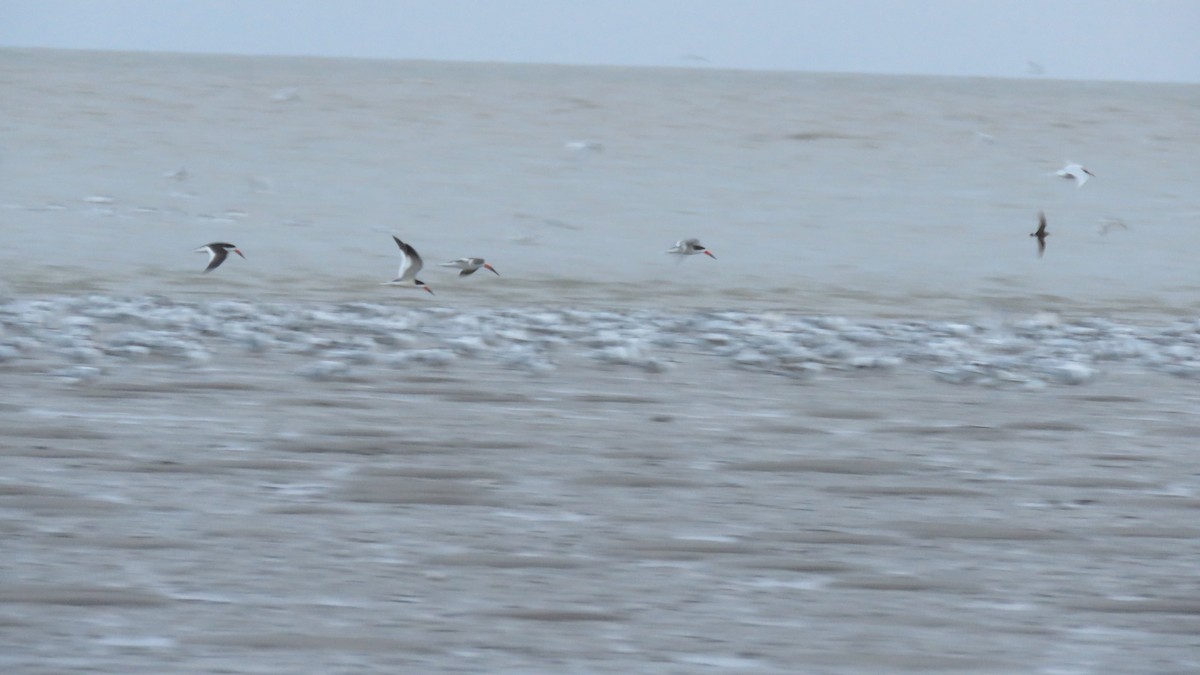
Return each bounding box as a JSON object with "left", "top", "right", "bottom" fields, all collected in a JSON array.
[{"left": 4, "top": 295, "right": 1200, "bottom": 388}]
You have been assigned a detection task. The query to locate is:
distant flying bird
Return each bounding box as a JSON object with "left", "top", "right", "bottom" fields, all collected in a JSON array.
[
  {"left": 384, "top": 236, "right": 433, "bottom": 294},
  {"left": 1056, "top": 162, "right": 1094, "bottom": 188},
  {"left": 195, "top": 242, "right": 245, "bottom": 272},
  {"left": 439, "top": 258, "right": 499, "bottom": 277},
  {"left": 666, "top": 238, "right": 716, "bottom": 259},
  {"left": 1030, "top": 212, "right": 1049, "bottom": 257},
  {"left": 972, "top": 130, "right": 997, "bottom": 145},
  {"left": 1099, "top": 218, "right": 1128, "bottom": 235},
  {"left": 564, "top": 140, "right": 604, "bottom": 154}
]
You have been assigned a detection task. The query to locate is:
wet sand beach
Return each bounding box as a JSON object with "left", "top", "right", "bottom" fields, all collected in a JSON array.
[{"left": 3, "top": 298, "right": 1200, "bottom": 672}]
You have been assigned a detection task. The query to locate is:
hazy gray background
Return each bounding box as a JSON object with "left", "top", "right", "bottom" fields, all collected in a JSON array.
[{"left": 2, "top": 0, "right": 1197, "bottom": 83}]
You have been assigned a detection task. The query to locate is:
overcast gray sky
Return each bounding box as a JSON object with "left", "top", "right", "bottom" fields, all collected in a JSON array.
[{"left": 2, "top": 0, "right": 1197, "bottom": 83}]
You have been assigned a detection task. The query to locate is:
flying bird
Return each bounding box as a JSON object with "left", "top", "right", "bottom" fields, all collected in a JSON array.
[
  {"left": 564, "top": 140, "right": 604, "bottom": 154},
  {"left": 1055, "top": 162, "right": 1094, "bottom": 188},
  {"left": 666, "top": 238, "right": 716, "bottom": 259},
  {"left": 1030, "top": 212, "right": 1049, "bottom": 257},
  {"left": 440, "top": 258, "right": 499, "bottom": 277},
  {"left": 195, "top": 242, "right": 245, "bottom": 272},
  {"left": 384, "top": 236, "right": 433, "bottom": 294},
  {"left": 1099, "top": 218, "right": 1128, "bottom": 235}
]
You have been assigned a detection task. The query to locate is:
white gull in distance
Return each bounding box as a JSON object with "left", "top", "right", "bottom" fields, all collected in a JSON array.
[
  {"left": 1055, "top": 162, "right": 1094, "bottom": 188},
  {"left": 667, "top": 238, "right": 716, "bottom": 259}
]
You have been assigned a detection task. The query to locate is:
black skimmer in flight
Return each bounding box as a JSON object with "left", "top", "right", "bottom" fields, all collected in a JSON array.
[
  {"left": 439, "top": 258, "right": 499, "bottom": 277},
  {"left": 195, "top": 242, "right": 245, "bottom": 272},
  {"left": 667, "top": 238, "right": 716, "bottom": 259},
  {"left": 1055, "top": 162, "right": 1094, "bottom": 188},
  {"left": 384, "top": 236, "right": 433, "bottom": 294},
  {"left": 1030, "top": 212, "right": 1049, "bottom": 257}
]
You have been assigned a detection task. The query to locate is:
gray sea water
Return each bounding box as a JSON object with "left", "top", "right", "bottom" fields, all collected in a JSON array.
[{"left": 2, "top": 48, "right": 1200, "bottom": 673}]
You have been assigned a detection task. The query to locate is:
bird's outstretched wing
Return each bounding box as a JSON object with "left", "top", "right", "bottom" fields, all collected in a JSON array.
[{"left": 392, "top": 236, "right": 424, "bottom": 281}]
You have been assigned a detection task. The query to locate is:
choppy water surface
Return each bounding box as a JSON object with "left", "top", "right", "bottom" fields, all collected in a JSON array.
[{"left": 2, "top": 49, "right": 1199, "bottom": 673}]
